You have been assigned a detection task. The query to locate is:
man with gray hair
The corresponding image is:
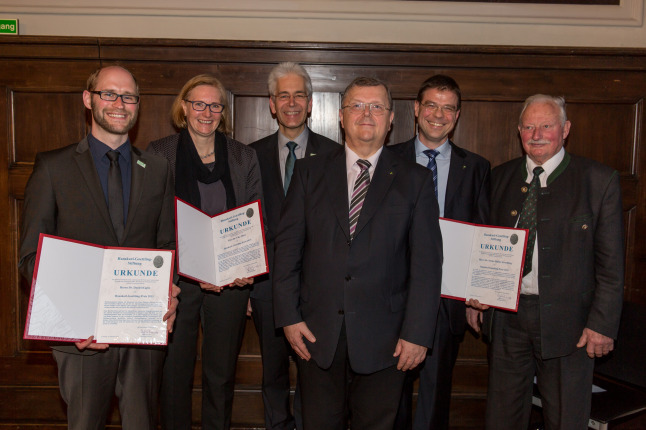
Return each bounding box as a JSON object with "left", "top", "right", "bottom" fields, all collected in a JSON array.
[
  {"left": 249, "top": 62, "right": 338, "bottom": 430},
  {"left": 470, "top": 94, "right": 624, "bottom": 429}
]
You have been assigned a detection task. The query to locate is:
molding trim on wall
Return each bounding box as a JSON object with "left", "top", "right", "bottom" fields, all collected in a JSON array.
[{"left": 0, "top": 0, "right": 644, "bottom": 46}]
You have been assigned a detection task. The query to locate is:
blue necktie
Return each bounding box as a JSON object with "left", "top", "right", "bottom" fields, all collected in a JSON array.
[
  {"left": 423, "top": 149, "right": 439, "bottom": 198},
  {"left": 284, "top": 141, "right": 297, "bottom": 195},
  {"left": 107, "top": 150, "right": 124, "bottom": 242}
]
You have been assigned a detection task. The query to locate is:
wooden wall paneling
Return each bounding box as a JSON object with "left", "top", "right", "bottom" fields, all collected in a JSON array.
[
  {"left": 2, "top": 37, "right": 646, "bottom": 428},
  {"left": 234, "top": 96, "right": 276, "bottom": 145},
  {"left": 12, "top": 91, "right": 87, "bottom": 162},
  {"left": 0, "top": 84, "right": 15, "bottom": 359}
]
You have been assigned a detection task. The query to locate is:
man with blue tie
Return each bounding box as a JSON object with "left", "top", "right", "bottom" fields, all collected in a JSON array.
[
  {"left": 249, "top": 62, "right": 338, "bottom": 430},
  {"left": 390, "top": 75, "right": 491, "bottom": 430}
]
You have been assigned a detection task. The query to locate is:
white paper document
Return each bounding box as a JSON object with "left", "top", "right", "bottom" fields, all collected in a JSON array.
[
  {"left": 175, "top": 198, "right": 268, "bottom": 287},
  {"left": 24, "top": 234, "right": 174, "bottom": 344},
  {"left": 440, "top": 218, "right": 527, "bottom": 311}
]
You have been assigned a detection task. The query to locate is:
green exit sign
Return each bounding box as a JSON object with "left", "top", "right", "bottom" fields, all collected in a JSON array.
[{"left": 0, "top": 20, "right": 18, "bottom": 35}]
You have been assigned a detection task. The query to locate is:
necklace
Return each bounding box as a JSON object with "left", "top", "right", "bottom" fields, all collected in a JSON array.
[{"left": 200, "top": 150, "right": 215, "bottom": 159}]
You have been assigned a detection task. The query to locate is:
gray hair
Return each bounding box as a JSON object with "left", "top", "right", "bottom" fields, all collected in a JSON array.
[
  {"left": 519, "top": 94, "right": 568, "bottom": 126},
  {"left": 268, "top": 62, "right": 312, "bottom": 97}
]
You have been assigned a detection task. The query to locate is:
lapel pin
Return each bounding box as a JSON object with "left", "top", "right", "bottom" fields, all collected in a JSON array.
[
  {"left": 462, "top": 165, "right": 467, "bottom": 169},
  {"left": 309, "top": 153, "right": 317, "bottom": 157},
  {"left": 137, "top": 160, "right": 146, "bottom": 168}
]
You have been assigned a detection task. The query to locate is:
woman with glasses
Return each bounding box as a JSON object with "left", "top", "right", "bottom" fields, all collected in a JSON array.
[{"left": 148, "top": 74, "right": 263, "bottom": 430}]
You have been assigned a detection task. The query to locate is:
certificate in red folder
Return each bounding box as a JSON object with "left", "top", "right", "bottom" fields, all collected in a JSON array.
[
  {"left": 175, "top": 198, "right": 268, "bottom": 287},
  {"left": 24, "top": 234, "right": 175, "bottom": 345},
  {"left": 440, "top": 218, "right": 527, "bottom": 311}
]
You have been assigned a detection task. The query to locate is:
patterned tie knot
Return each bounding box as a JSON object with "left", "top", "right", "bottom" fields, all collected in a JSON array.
[
  {"left": 357, "top": 159, "right": 371, "bottom": 171},
  {"left": 533, "top": 166, "right": 544, "bottom": 177},
  {"left": 423, "top": 149, "right": 439, "bottom": 161}
]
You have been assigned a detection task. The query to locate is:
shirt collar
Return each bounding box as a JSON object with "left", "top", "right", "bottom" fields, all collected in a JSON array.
[
  {"left": 525, "top": 146, "right": 565, "bottom": 181},
  {"left": 278, "top": 127, "right": 309, "bottom": 150},
  {"left": 88, "top": 133, "right": 131, "bottom": 161},
  {"left": 345, "top": 145, "right": 383, "bottom": 173},
  {"left": 414, "top": 136, "right": 449, "bottom": 158}
]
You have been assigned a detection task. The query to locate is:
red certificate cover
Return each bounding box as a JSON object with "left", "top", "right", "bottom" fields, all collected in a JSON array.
[
  {"left": 439, "top": 218, "right": 527, "bottom": 312},
  {"left": 24, "top": 234, "right": 175, "bottom": 345},
  {"left": 175, "top": 198, "right": 268, "bottom": 287}
]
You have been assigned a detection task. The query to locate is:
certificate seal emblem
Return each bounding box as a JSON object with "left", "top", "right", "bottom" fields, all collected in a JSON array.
[
  {"left": 510, "top": 234, "right": 519, "bottom": 245},
  {"left": 153, "top": 256, "right": 164, "bottom": 268},
  {"left": 246, "top": 208, "right": 254, "bottom": 218}
]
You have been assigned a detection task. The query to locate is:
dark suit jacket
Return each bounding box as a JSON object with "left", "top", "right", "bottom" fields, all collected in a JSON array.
[
  {"left": 486, "top": 152, "right": 624, "bottom": 359},
  {"left": 19, "top": 136, "right": 176, "bottom": 354},
  {"left": 389, "top": 138, "right": 490, "bottom": 334},
  {"left": 249, "top": 130, "right": 339, "bottom": 301},
  {"left": 273, "top": 146, "right": 443, "bottom": 374}
]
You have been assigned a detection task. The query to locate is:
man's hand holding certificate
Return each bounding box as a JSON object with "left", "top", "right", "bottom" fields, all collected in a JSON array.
[
  {"left": 24, "top": 234, "right": 175, "bottom": 345},
  {"left": 440, "top": 219, "right": 527, "bottom": 311},
  {"left": 175, "top": 198, "right": 268, "bottom": 287}
]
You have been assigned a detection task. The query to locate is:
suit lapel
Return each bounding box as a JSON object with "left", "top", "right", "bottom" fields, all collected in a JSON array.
[
  {"left": 444, "top": 141, "right": 467, "bottom": 217},
  {"left": 305, "top": 132, "right": 322, "bottom": 158},
  {"left": 267, "top": 133, "right": 286, "bottom": 203},
  {"left": 73, "top": 138, "right": 116, "bottom": 237},
  {"left": 124, "top": 147, "right": 146, "bottom": 241},
  {"left": 353, "top": 149, "right": 397, "bottom": 238},
  {"left": 324, "top": 148, "right": 351, "bottom": 240}
]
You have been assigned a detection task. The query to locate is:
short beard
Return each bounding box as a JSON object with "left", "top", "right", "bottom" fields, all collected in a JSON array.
[{"left": 91, "top": 98, "right": 138, "bottom": 135}]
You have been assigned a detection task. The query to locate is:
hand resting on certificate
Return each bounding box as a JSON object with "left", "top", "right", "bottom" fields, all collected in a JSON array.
[
  {"left": 200, "top": 277, "right": 254, "bottom": 293},
  {"left": 74, "top": 283, "right": 181, "bottom": 351}
]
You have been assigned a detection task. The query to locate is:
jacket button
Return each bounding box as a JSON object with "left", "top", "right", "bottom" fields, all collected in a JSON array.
[
  {"left": 521, "top": 186, "right": 528, "bottom": 193},
  {"left": 338, "top": 310, "right": 344, "bottom": 315},
  {"left": 345, "top": 275, "right": 351, "bottom": 281},
  {"left": 511, "top": 210, "right": 518, "bottom": 216},
  {"left": 582, "top": 224, "right": 588, "bottom": 230}
]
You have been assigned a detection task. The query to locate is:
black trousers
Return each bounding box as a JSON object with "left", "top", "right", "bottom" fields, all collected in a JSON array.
[
  {"left": 160, "top": 279, "right": 250, "bottom": 430},
  {"left": 298, "top": 322, "right": 406, "bottom": 430},
  {"left": 486, "top": 295, "right": 595, "bottom": 430},
  {"left": 394, "top": 300, "right": 462, "bottom": 430},
  {"left": 251, "top": 297, "right": 302, "bottom": 430}
]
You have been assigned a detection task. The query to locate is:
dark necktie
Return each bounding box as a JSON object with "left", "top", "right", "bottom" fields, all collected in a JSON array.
[
  {"left": 284, "top": 141, "right": 297, "bottom": 195},
  {"left": 107, "top": 150, "right": 125, "bottom": 242},
  {"left": 518, "top": 166, "right": 544, "bottom": 277},
  {"left": 423, "top": 149, "right": 439, "bottom": 198},
  {"left": 349, "top": 159, "right": 371, "bottom": 239}
]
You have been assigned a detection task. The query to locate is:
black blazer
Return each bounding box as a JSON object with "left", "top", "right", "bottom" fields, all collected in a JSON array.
[
  {"left": 388, "top": 138, "right": 491, "bottom": 334},
  {"left": 486, "top": 152, "right": 624, "bottom": 359},
  {"left": 273, "top": 146, "right": 443, "bottom": 374},
  {"left": 249, "top": 130, "right": 339, "bottom": 301},
  {"left": 19, "top": 137, "right": 176, "bottom": 354}
]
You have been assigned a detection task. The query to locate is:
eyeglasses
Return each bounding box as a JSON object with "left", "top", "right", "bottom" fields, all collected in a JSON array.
[
  {"left": 90, "top": 91, "right": 140, "bottom": 104},
  {"left": 273, "top": 93, "right": 309, "bottom": 102},
  {"left": 342, "top": 103, "right": 391, "bottom": 116},
  {"left": 420, "top": 102, "right": 458, "bottom": 115},
  {"left": 184, "top": 100, "right": 225, "bottom": 113}
]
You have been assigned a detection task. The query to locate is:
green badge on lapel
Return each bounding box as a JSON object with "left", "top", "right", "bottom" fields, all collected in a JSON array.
[{"left": 137, "top": 160, "right": 146, "bottom": 168}]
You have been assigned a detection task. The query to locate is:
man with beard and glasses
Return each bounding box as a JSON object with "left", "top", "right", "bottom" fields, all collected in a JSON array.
[{"left": 19, "top": 65, "right": 179, "bottom": 430}]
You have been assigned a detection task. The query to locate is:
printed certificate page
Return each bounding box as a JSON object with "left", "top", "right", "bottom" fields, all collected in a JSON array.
[
  {"left": 440, "top": 219, "right": 526, "bottom": 311},
  {"left": 176, "top": 198, "right": 268, "bottom": 287},
  {"left": 24, "top": 234, "right": 174, "bottom": 344}
]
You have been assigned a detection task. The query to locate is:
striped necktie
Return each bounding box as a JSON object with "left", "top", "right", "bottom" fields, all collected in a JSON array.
[
  {"left": 349, "top": 159, "right": 371, "bottom": 239},
  {"left": 423, "top": 149, "right": 439, "bottom": 198}
]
